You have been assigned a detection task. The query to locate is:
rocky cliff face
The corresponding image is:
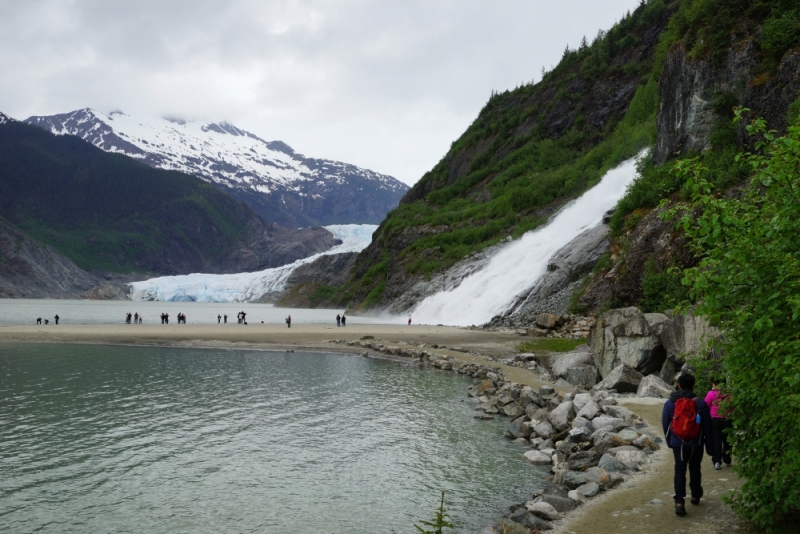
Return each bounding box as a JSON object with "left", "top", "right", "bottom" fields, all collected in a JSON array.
[
  {"left": 0, "top": 222, "right": 116, "bottom": 298},
  {"left": 655, "top": 40, "right": 800, "bottom": 163}
]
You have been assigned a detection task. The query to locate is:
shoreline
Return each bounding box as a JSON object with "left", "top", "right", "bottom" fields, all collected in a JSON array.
[{"left": 0, "top": 324, "right": 741, "bottom": 533}]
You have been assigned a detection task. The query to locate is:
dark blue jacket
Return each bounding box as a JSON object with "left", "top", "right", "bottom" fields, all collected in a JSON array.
[{"left": 661, "top": 389, "right": 715, "bottom": 455}]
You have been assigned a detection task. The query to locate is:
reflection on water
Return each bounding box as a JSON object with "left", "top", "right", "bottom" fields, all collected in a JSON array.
[{"left": 0, "top": 344, "right": 545, "bottom": 533}]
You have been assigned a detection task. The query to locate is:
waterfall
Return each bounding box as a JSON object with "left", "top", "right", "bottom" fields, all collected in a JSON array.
[{"left": 410, "top": 152, "right": 645, "bottom": 326}]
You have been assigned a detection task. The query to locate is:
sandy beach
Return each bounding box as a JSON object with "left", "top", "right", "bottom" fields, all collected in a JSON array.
[{"left": 1, "top": 322, "right": 743, "bottom": 533}]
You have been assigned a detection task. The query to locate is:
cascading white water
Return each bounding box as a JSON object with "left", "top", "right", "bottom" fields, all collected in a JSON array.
[
  {"left": 128, "top": 224, "right": 377, "bottom": 302},
  {"left": 410, "top": 152, "right": 646, "bottom": 326}
]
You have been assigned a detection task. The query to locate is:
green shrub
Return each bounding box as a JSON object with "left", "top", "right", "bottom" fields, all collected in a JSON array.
[
  {"left": 638, "top": 258, "right": 690, "bottom": 312},
  {"left": 663, "top": 111, "right": 800, "bottom": 529}
]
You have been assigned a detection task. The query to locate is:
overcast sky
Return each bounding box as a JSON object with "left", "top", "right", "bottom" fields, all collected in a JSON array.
[{"left": 1, "top": 0, "right": 643, "bottom": 185}]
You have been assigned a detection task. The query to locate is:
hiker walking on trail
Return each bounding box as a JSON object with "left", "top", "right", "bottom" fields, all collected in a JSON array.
[
  {"left": 662, "top": 374, "right": 715, "bottom": 517},
  {"left": 705, "top": 378, "right": 732, "bottom": 470}
]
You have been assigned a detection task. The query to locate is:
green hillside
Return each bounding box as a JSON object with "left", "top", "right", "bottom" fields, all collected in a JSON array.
[
  {"left": 343, "top": 0, "right": 674, "bottom": 308},
  {"left": 0, "top": 120, "right": 263, "bottom": 274}
]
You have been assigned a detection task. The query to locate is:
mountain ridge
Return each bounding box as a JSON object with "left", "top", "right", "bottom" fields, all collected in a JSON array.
[{"left": 25, "top": 108, "right": 409, "bottom": 227}]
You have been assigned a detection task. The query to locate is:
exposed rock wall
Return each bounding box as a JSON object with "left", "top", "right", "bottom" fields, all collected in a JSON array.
[{"left": 655, "top": 39, "right": 800, "bottom": 164}]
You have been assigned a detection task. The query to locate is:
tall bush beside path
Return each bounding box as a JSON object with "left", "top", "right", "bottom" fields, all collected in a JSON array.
[{"left": 664, "top": 110, "right": 800, "bottom": 529}]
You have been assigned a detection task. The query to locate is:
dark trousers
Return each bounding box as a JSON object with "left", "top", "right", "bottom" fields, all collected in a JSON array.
[
  {"left": 712, "top": 418, "right": 732, "bottom": 465},
  {"left": 672, "top": 444, "right": 704, "bottom": 504}
]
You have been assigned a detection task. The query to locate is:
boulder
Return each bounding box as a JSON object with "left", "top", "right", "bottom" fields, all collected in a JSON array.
[
  {"left": 565, "top": 365, "right": 599, "bottom": 388},
  {"left": 507, "top": 419, "right": 532, "bottom": 439},
  {"left": 539, "top": 385, "right": 555, "bottom": 396},
  {"left": 476, "top": 379, "right": 496, "bottom": 395},
  {"left": 583, "top": 467, "right": 612, "bottom": 487},
  {"left": 589, "top": 307, "right": 667, "bottom": 378},
  {"left": 591, "top": 429, "right": 617, "bottom": 455},
  {"left": 632, "top": 434, "right": 660, "bottom": 451},
  {"left": 571, "top": 416, "right": 593, "bottom": 433},
  {"left": 602, "top": 405, "right": 642, "bottom": 424},
  {"left": 548, "top": 401, "right": 574, "bottom": 431},
  {"left": 567, "top": 450, "right": 600, "bottom": 471},
  {"left": 505, "top": 510, "right": 553, "bottom": 532},
  {"left": 558, "top": 470, "right": 589, "bottom": 489},
  {"left": 615, "top": 450, "right": 647, "bottom": 471},
  {"left": 636, "top": 374, "right": 673, "bottom": 399},
  {"left": 567, "top": 427, "right": 592, "bottom": 443},
  {"left": 551, "top": 351, "right": 592, "bottom": 379},
  {"left": 593, "top": 364, "right": 644, "bottom": 394},
  {"left": 526, "top": 501, "right": 560, "bottom": 521},
  {"left": 614, "top": 429, "right": 641, "bottom": 443},
  {"left": 523, "top": 450, "right": 553, "bottom": 466},
  {"left": 499, "top": 518, "right": 533, "bottom": 534},
  {"left": 503, "top": 403, "right": 525, "bottom": 418},
  {"left": 572, "top": 392, "right": 593, "bottom": 411},
  {"left": 575, "top": 482, "right": 600, "bottom": 498},
  {"left": 567, "top": 489, "right": 586, "bottom": 504},
  {"left": 659, "top": 310, "right": 719, "bottom": 360},
  {"left": 591, "top": 416, "right": 626, "bottom": 433},
  {"left": 533, "top": 420, "right": 555, "bottom": 439},
  {"left": 536, "top": 313, "right": 565, "bottom": 330},
  {"left": 576, "top": 399, "right": 600, "bottom": 420},
  {"left": 534, "top": 494, "right": 576, "bottom": 513},
  {"left": 598, "top": 453, "right": 626, "bottom": 472}
]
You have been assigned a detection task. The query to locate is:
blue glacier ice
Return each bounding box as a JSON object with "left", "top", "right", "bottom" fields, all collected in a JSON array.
[{"left": 128, "top": 224, "right": 377, "bottom": 303}]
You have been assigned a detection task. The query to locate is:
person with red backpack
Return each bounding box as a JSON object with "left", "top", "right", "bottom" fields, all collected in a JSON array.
[{"left": 661, "top": 374, "right": 716, "bottom": 517}]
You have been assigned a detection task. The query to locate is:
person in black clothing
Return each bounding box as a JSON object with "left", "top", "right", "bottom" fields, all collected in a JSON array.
[
  {"left": 341, "top": 314, "right": 346, "bottom": 327},
  {"left": 218, "top": 314, "right": 221, "bottom": 324},
  {"left": 54, "top": 314, "right": 59, "bottom": 325},
  {"left": 224, "top": 314, "right": 228, "bottom": 324},
  {"left": 662, "top": 374, "right": 715, "bottom": 517}
]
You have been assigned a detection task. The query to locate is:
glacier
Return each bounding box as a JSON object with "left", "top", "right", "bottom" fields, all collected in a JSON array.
[{"left": 128, "top": 224, "right": 377, "bottom": 303}]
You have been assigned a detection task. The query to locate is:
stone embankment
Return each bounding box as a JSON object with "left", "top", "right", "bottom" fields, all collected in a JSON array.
[{"left": 329, "top": 326, "right": 674, "bottom": 534}]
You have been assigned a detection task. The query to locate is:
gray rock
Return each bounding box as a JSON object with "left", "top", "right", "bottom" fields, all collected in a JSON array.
[
  {"left": 567, "top": 489, "right": 586, "bottom": 504},
  {"left": 583, "top": 467, "right": 612, "bottom": 487},
  {"left": 602, "top": 405, "right": 641, "bottom": 424},
  {"left": 591, "top": 416, "right": 625, "bottom": 433},
  {"left": 537, "top": 439, "right": 554, "bottom": 450},
  {"left": 551, "top": 351, "right": 592, "bottom": 379},
  {"left": 576, "top": 482, "right": 600, "bottom": 498},
  {"left": 534, "top": 494, "right": 576, "bottom": 513},
  {"left": 526, "top": 501, "right": 560, "bottom": 521},
  {"left": 498, "top": 519, "right": 529, "bottom": 534},
  {"left": 536, "top": 313, "right": 565, "bottom": 330},
  {"left": 565, "top": 365, "right": 599, "bottom": 388},
  {"left": 533, "top": 420, "right": 555, "bottom": 439},
  {"left": 649, "top": 499, "right": 666, "bottom": 506},
  {"left": 558, "top": 470, "right": 589, "bottom": 489},
  {"left": 632, "top": 434, "right": 660, "bottom": 451},
  {"left": 576, "top": 399, "right": 600, "bottom": 420},
  {"left": 593, "top": 364, "right": 644, "bottom": 394},
  {"left": 568, "top": 427, "right": 592, "bottom": 443},
  {"left": 572, "top": 392, "right": 593, "bottom": 411},
  {"left": 512, "top": 437, "right": 530, "bottom": 445},
  {"left": 614, "top": 429, "right": 641, "bottom": 443},
  {"left": 607, "top": 445, "right": 640, "bottom": 455},
  {"left": 505, "top": 510, "right": 553, "bottom": 532},
  {"left": 539, "top": 385, "right": 555, "bottom": 396},
  {"left": 589, "top": 307, "right": 667, "bottom": 378},
  {"left": 523, "top": 450, "right": 552, "bottom": 466},
  {"left": 615, "top": 450, "right": 647, "bottom": 471},
  {"left": 659, "top": 310, "right": 719, "bottom": 360},
  {"left": 598, "top": 453, "right": 626, "bottom": 472},
  {"left": 636, "top": 374, "right": 673, "bottom": 399},
  {"left": 590, "top": 429, "right": 616, "bottom": 455},
  {"left": 503, "top": 403, "right": 525, "bottom": 418},
  {"left": 507, "top": 419, "right": 532, "bottom": 439},
  {"left": 567, "top": 450, "right": 600, "bottom": 471},
  {"left": 548, "top": 401, "right": 574, "bottom": 431}
]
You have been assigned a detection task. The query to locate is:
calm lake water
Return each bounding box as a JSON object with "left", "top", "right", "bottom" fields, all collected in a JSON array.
[
  {"left": 0, "top": 299, "right": 394, "bottom": 326},
  {"left": 0, "top": 344, "right": 545, "bottom": 533}
]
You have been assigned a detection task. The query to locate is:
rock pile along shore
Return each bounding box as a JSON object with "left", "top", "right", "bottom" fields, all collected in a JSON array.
[{"left": 328, "top": 334, "right": 666, "bottom": 533}]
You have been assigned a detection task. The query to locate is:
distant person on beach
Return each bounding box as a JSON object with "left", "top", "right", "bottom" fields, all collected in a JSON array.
[
  {"left": 336, "top": 314, "right": 341, "bottom": 327},
  {"left": 286, "top": 315, "right": 291, "bottom": 328},
  {"left": 341, "top": 314, "right": 346, "bottom": 327},
  {"left": 218, "top": 314, "right": 221, "bottom": 324},
  {"left": 705, "top": 378, "right": 732, "bottom": 470},
  {"left": 165, "top": 313, "right": 169, "bottom": 324},
  {"left": 54, "top": 314, "right": 59, "bottom": 325},
  {"left": 139, "top": 315, "right": 142, "bottom": 324},
  {"left": 36, "top": 318, "right": 42, "bottom": 324},
  {"left": 126, "top": 313, "right": 131, "bottom": 324},
  {"left": 44, "top": 319, "right": 49, "bottom": 325},
  {"left": 134, "top": 312, "right": 138, "bottom": 323},
  {"left": 160, "top": 313, "right": 165, "bottom": 324},
  {"left": 662, "top": 374, "right": 715, "bottom": 517},
  {"left": 408, "top": 315, "right": 412, "bottom": 325},
  {"left": 224, "top": 314, "right": 228, "bottom": 323}
]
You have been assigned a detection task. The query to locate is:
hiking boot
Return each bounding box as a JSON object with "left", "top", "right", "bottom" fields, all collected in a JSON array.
[
  {"left": 714, "top": 462, "right": 722, "bottom": 470},
  {"left": 691, "top": 496, "right": 701, "bottom": 505},
  {"left": 675, "top": 503, "right": 687, "bottom": 516}
]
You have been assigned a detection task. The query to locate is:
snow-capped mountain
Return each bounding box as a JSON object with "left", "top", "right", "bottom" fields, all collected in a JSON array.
[
  {"left": 0, "top": 112, "right": 12, "bottom": 125},
  {"left": 25, "top": 108, "right": 409, "bottom": 227}
]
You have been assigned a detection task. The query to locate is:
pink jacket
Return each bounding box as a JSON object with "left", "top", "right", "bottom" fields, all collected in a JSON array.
[{"left": 705, "top": 389, "right": 727, "bottom": 419}]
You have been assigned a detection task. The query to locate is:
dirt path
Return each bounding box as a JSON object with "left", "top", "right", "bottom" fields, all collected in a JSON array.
[{"left": 551, "top": 400, "right": 743, "bottom": 534}]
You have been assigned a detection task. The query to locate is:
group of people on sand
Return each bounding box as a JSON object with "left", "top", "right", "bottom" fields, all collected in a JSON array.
[
  {"left": 237, "top": 311, "right": 247, "bottom": 324},
  {"left": 125, "top": 313, "right": 142, "bottom": 324},
  {"left": 335, "top": 313, "right": 347, "bottom": 327},
  {"left": 176, "top": 313, "right": 187, "bottom": 324},
  {"left": 662, "top": 374, "right": 732, "bottom": 518},
  {"left": 36, "top": 315, "right": 59, "bottom": 325}
]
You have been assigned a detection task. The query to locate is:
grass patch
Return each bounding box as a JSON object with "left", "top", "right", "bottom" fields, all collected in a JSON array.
[{"left": 517, "top": 338, "right": 587, "bottom": 353}]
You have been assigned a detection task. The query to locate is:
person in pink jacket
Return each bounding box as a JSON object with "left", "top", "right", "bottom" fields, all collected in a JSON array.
[{"left": 704, "top": 378, "right": 732, "bottom": 470}]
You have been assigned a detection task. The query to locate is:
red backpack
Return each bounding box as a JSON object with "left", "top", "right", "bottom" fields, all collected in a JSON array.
[{"left": 672, "top": 398, "right": 701, "bottom": 441}]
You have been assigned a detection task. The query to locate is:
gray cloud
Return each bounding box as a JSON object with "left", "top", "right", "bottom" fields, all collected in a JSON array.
[{"left": 0, "top": 0, "right": 643, "bottom": 184}]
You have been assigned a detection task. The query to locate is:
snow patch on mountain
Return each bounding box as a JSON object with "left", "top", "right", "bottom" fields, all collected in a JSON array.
[{"left": 128, "top": 224, "right": 377, "bottom": 303}]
